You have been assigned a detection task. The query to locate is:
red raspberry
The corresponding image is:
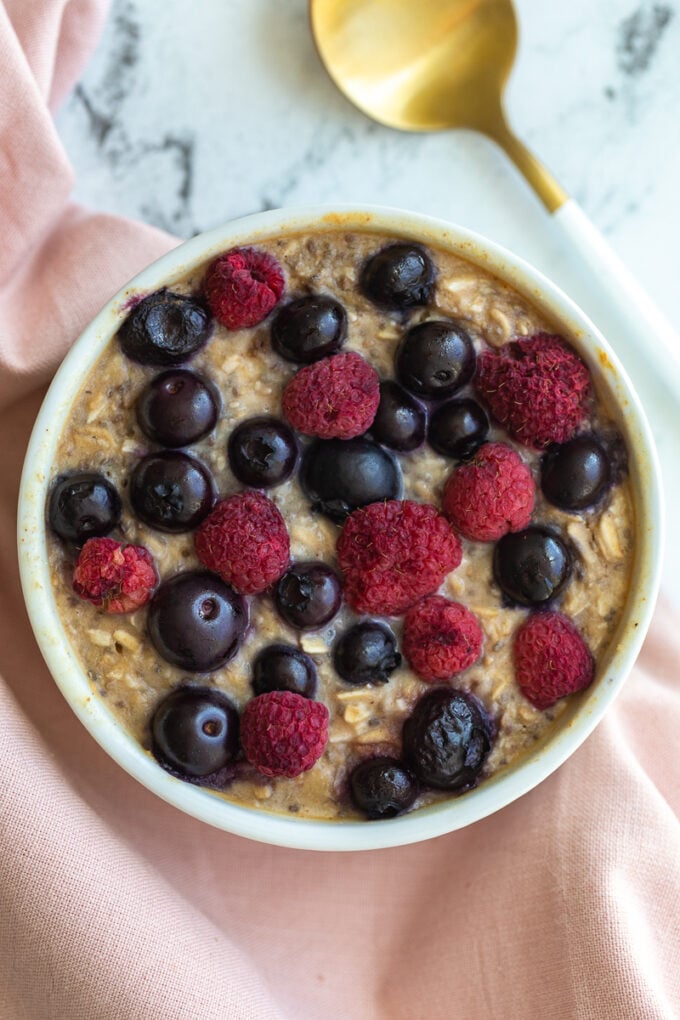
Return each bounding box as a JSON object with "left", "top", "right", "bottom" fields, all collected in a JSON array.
[
  {"left": 442, "top": 442, "right": 535, "bottom": 542},
  {"left": 337, "top": 500, "right": 462, "bottom": 616},
  {"left": 73, "top": 537, "right": 157, "bottom": 613},
  {"left": 514, "top": 612, "right": 594, "bottom": 710},
  {"left": 403, "top": 596, "right": 483, "bottom": 681},
  {"left": 475, "top": 333, "right": 590, "bottom": 448},
  {"left": 194, "top": 491, "right": 289, "bottom": 595},
  {"left": 282, "top": 351, "right": 380, "bottom": 439},
  {"left": 204, "top": 247, "right": 285, "bottom": 330},
  {"left": 240, "top": 691, "right": 329, "bottom": 778}
]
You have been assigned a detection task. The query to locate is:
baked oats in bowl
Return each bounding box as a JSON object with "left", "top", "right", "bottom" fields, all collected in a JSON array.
[{"left": 18, "top": 206, "right": 662, "bottom": 850}]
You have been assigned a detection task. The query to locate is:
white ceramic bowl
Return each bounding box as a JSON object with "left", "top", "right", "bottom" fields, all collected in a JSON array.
[{"left": 18, "top": 205, "right": 663, "bottom": 851}]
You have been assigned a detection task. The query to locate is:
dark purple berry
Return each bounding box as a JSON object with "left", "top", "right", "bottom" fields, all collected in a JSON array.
[
  {"left": 369, "top": 380, "right": 426, "bottom": 452},
  {"left": 493, "top": 526, "right": 572, "bottom": 606},
  {"left": 396, "top": 320, "right": 475, "bottom": 399},
  {"left": 359, "top": 244, "right": 435, "bottom": 309},
  {"left": 428, "top": 398, "right": 488, "bottom": 459},
  {"left": 275, "top": 561, "right": 342, "bottom": 630},
  {"left": 271, "top": 295, "right": 347, "bottom": 363},
  {"left": 349, "top": 757, "right": 418, "bottom": 819},
  {"left": 136, "top": 370, "right": 219, "bottom": 448},
  {"left": 48, "top": 472, "right": 121, "bottom": 544},
  {"left": 541, "top": 435, "right": 611, "bottom": 510},
  {"left": 402, "top": 688, "right": 492, "bottom": 791},
  {"left": 129, "top": 451, "right": 215, "bottom": 532},
  {"left": 151, "top": 686, "right": 239, "bottom": 778},
  {"left": 148, "top": 570, "right": 247, "bottom": 672},
  {"left": 228, "top": 417, "right": 298, "bottom": 488},
  {"left": 252, "top": 644, "right": 318, "bottom": 698},
  {"left": 333, "top": 622, "right": 401, "bottom": 685},
  {"left": 300, "top": 436, "right": 402, "bottom": 522},
  {"left": 118, "top": 289, "right": 213, "bottom": 366}
]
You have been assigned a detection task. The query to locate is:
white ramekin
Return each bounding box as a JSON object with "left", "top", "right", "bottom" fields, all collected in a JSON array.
[{"left": 18, "top": 205, "right": 663, "bottom": 851}]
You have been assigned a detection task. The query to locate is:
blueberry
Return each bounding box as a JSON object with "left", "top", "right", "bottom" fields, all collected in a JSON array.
[
  {"left": 402, "top": 687, "right": 492, "bottom": 791},
  {"left": 129, "top": 451, "right": 215, "bottom": 532},
  {"left": 228, "top": 417, "right": 298, "bottom": 488},
  {"left": 151, "top": 686, "right": 239, "bottom": 778},
  {"left": 275, "top": 561, "right": 342, "bottom": 630},
  {"left": 396, "top": 320, "right": 476, "bottom": 399},
  {"left": 493, "top": 526, "right": 572, "bottom": 606},
  {"left": 48, "top": 472, "right": 122, "bottom": 544},
  {"left": 541, "top": 435, "right": 611, "bottom": 510},
  {"left": 349, "top": 757, "right": 419, "bottom": 819},
  {"left": 359, "top": 243, "right": 435, "bottom": 309},
  {"left": 300, "top": 437, "right": 402, "bottom": 522},
  {"left": 271, "top": 295, "right": 347, "bottom": 363},
  {"left": 428, "top": 398, "right": 489, "bottom": 459},
  {"left": 117, "top": 290, "right": 213, "bottom": 366},
  {"left": 369, "top": 380, "right": 426, "bottom": 452},
  {"left": 333, "top": 622, "right": 401, "bottom": 685},
  {"left": 251, "top": 644, "right": 318, "bottom": 698},
  {"left": 148, "top": 570, "right": 247, "bottom": 671},
  {"left": 136, "top": 370, "right": 219, "bottom": 448}
]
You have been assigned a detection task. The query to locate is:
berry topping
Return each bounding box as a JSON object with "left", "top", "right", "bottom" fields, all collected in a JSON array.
[
  {"left": 359, "top": 243, "right": 435, "bottom": 309},
  {"left": 333, "top": 621, "right": 401, "bottom": 686},
  {"left": 541, "top": 435, "right": 612, "bottom": 510},
  {"left": 300, "top": 436, "right": 402, "bottom": 522},
  {"left": 271, "top": 294, "right": 347, "bottom": 363},
  {"left": 493, "top": 526, "right": 572, "bottom": 606},
  {"left": 337, "top": 500, "right": 462, "bottom": 616},
  {"left": 227, "top": 416, "right": 298, "bottom": 489},
  {"left": 403, "top": 596, "right": 483, "bottom": 682},
  {"left": 252, "top": 644, "right": 318, "bottom": 699},
  {"left": 129, "top": 451, "right": 216, "bottom": 533},
  {"left": 203, "top": 247, "right": 285, "bottom": 330},
  {"left": 475, "top": 333, "right": 591, "bottom": 448},
  {"left": 73, "top": 537, "right": 156, "bottom": 613},
  {"left": 274, "top": 561, "right": 342, "bottom": 630},
  {"left": 402, "top": 688, "right": 492, "bottom": 791},
  {"left": 194, "top": 491, "right": 290, "bottom": 595},
  {"left": 396, "top": 320, "right": 475, "bottom": 399},
  {"left": 136, "top": 370, "right": 219, "bottom": 448},
  {"left": 48, "top": 472, "right": 122, "bottom": 545},
  {"left": 240, "top": 691, "right": 329, "bottom": 778},
  {"left": 369, "top": 380, "right": 427, "bottom": 452},
  {"left": 151, "top": 686, "right": 239, "bottom": 779},
  {"left": 442, "top": 442, "right": 535, "bottom": 542},
  {"left": 349, "top": 757, "right": 418, "bottom": 819},
  {"left": 428, "top": 398, "right": 489, "bottom": 460},
  {"left": 282, "top": 351, "right": 380, "bottom": 440},
  {"left": 514, "top": 611, "right": 595, "bottom": 709},
  {"left": 117, "top": 290, "right": 212, "bottom": 366},
  {"left": 147, "top": 570, "right": 247, "bottom": 671}
]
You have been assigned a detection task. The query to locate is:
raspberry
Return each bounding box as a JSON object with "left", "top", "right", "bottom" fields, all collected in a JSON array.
[
  {"left": 514, "top": 611, "right": 594, "bottom": 709},
  {"left": 194, "top": 491, "right": 289, "bottom": 595},
  {"left": 442, "top": 442, "right": 535, "bottom": 542},
  {"left": 403, "top": 596, "right": 483, "bottom": 682},
  {"left": 204, "top": 247, "right": 285, "bottom": 330},
  {"left": 337, "top": 500, "right": 462, "bottom": 616},
  {"left": 72, "top": 537, "right": 157, "bottom": 613},
  {"left": 282, "top": 351, "right": 380, "bottom": 439},
  {"left": 475, "top": 333, "right": 590, "bottom": 448},
  {"left": 240, "top": 691, "right": 329, "bottom": 778}
]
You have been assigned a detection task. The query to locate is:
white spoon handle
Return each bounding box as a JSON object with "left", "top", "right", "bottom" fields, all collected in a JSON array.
[{"left": 553, "top": 199, "right": 680, "bottom": 407}]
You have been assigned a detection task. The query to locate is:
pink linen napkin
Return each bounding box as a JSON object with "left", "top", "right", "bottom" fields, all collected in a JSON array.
[{"left": 1, "top": 3, "right": 679, "bottom": 1018}]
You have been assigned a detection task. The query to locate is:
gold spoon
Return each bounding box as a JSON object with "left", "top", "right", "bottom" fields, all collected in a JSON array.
[{"left": 309, "top": 0, "right": 680, "bottom": 415}]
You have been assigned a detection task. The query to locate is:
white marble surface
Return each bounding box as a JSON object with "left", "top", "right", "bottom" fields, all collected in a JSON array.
[{"left": 56, "top": 0, "right": 680, "bottom": 601}]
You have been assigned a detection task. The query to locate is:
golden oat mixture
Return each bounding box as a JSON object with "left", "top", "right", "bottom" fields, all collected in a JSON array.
[{"left": 46, "top": 229, "right": 635, "bottom": 820}]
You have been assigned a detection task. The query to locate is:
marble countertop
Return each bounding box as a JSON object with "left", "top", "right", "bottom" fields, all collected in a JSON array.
[{"left": 56, "top": 0, "right": 680, "bottom": 600}]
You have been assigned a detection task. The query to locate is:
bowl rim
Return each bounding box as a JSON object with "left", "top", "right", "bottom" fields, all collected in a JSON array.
[{"left": 17, "top": 203, "right": 664, "bottom": 851}]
